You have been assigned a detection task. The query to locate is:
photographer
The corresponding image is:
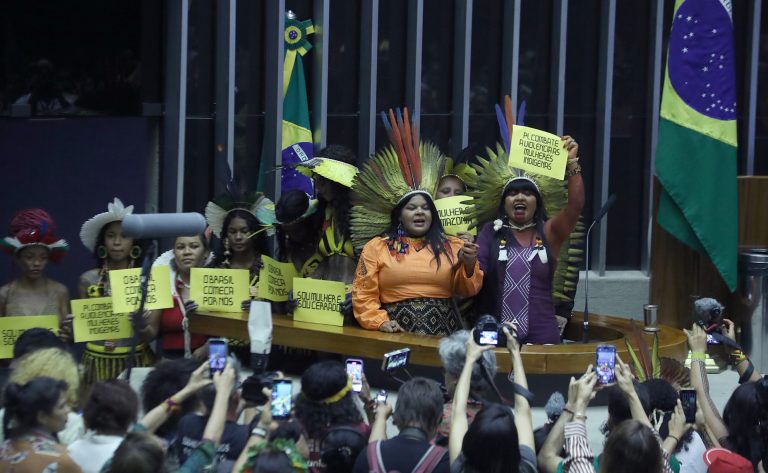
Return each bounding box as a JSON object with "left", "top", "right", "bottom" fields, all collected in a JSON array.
[{"left": 449, "top": 324, "right": 536, "bottom": 472}]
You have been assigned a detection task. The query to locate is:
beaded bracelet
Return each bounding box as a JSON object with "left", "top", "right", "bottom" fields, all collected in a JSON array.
[
  {"left": 730, "top": 349, "right": 747, "bottom": 365},
  {"left": 690, "top": 351, "right": 707, "bottom": 362}
]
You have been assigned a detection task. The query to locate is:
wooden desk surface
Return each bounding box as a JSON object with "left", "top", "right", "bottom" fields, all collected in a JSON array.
[{"left": 190, "top": 310, "right": 688, "bottom": 374}]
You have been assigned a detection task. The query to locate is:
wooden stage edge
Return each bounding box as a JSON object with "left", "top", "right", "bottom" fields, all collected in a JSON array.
[{"left": 190, "top": 311, "right": 688, "bottom": 375}]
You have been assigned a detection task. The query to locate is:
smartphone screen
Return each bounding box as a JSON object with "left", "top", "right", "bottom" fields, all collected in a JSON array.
[
  {"left": 680, "top": 389, "right": 697, "bottom": 423},
  {"left": 208, "top": 339, "right": 228, "bottom": 376},
  {"left": 346, "top": 359, "right": 364, "bottom": 393},
  {"left": 271, "top": 380, "right": 293, "bottom": 419},
  {"left": 383, "top": 348, "right": 410, "bottom": 372},
  {"left": 479, "top": 330, "right": 499, "bottom": 346},
  {"left": 595, "top": 345, "right": 616, "bottom": 385},
  {"left": 376, "top": 390, "right": 388, "bottom": 403}
]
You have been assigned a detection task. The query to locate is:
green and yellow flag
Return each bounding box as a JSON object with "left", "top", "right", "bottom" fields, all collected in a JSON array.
[{"left": 656, "top": 0, "right": 738, "bottom": 291}]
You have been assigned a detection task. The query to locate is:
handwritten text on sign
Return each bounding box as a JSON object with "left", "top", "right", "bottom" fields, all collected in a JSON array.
[
  {"left": 293, "top": 277, "right": 345, "bottom": 327},
  {"left": 258, "top": 256, "right": 296, "bottom": 302},
  {"left": 71, "top": 297, "right": 132, "bottom": 343},
  {"left": 0, "top": 316, "right": 59, "bottom": 359},
  {"left": 108, "top": 266, "right": 173, "bottom": 314},
  {"left": 508, "top": 126, "right": 567, "bottom": 180},
  {"left": 190, "top": 268, "right": 250, "bottom": 312},
  {"left": 434, "top": 196, "right": 476, "bottom": 236}
]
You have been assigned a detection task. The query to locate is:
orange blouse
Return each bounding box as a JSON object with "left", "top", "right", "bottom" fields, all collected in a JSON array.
[{"left": 352, "top": 236, "right": 483, "bottom": 330}]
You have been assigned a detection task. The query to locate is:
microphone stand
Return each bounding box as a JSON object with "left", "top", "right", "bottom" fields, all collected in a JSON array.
[
  {"left": 126, "top": 240, "right": 157, "bottom": 383},
  {"left": 582, "top": 220, "right": 598, "bottom": 343}
]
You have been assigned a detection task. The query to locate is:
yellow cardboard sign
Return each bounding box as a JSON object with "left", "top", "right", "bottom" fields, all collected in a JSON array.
[
  {"left": 434, "top": 195, "right": 476, "bottom": 236},
  {"left": 108, "top": 266, "right": 173, "bottom": 314},
  {"left": 258, "top": 256, "right": 297, "bottom": 302},
  {"left": 190, "top": 268, "right": 250, "bottom": 312},
  {"left": 293, "top": 277, "right": 345, "bottom": 327},
  {"left": 0, "top": 316, "right": 59, "bottom": 359},
  {"left": 71, "top": 297, "right": 132, "bottom": 343},
  {"left": 508, "top": 125, "right": 567, "bottom": 180}
]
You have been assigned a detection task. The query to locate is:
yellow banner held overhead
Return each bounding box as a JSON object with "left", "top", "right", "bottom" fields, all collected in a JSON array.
[
  {"left": 108, "top": 266, "right": 173, "bottom": 314},
  {"left": 190, "top": 268, "right": 250, "bottom": 313},
  {"left": 293, "top": 277, "right": 345, "bottom": 327},
  {"left": 71, "top": 297, "right": 132, "bottom": 343},
  {"left": 434, "top": 196, "right": 476, "bottom": 236},
  {"left": 0, "top": 316, "right": 59, "bottom": 359},
  {"left": 259, "top": 256, "right": 297, "bottom": 302},
  {"left": 508, "top": 125, "right": 568, "bottom": 180}
]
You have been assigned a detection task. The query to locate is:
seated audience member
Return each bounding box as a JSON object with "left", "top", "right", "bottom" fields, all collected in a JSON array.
[
  {"left": 538, "top": 358, "right": 689, "bottom": 473},
  {"left": 436, "top": 329, "right": 497, "bottom": 444},
  {"left": 141, "top": 358, "right": 204, "bottom": 443},
  {"left": 295, "top": 361, "right": 370, "bottom": 473},
  {"left": 68, "top": 381, "right": 139, "bottom": 473},
  {"left": 353, "top": 377, "right": 449, "bottom": 473},
  {"left": 319, "top": 425, "right": 367, "bottom": 473},
  {"left": 686, "top": 323, "right": 768, "bottom": 468},
  {"left": 0, "top": 376, "right": 82, "bottom": 472},
  {"left": 173, "top": 363, "right": 248, "bottom": 470},
  {"left": 104, "top": 362, "right": 235, "bottom": 473},
  {"left": 449, "top": 326, "right": 537, "bottom": 473},
  {"left": 0, "top": 347, "right": 83, "bottom": 445}
]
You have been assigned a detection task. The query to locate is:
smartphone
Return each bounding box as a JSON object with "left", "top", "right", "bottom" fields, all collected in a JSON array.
[
  {"left": 346, "top": 358, "right": 364, "bottom": 393},
  {"left": 271, "top": 379, "right": 293, "bottom": 420},
  {"left": 376, "top": 390, "right": 388, "bottom": 403},
  {"left": 208, "top": 338, "right": 228, "bottom": 376},
  {"left": 382, "top": 348, "right": 411, "bottom": 372},
  {"left": 595, "top": 344, "right": 617, "bottom": 385},
  {"left": 680, "top": 389, "right": 697, "bottom": 423}
]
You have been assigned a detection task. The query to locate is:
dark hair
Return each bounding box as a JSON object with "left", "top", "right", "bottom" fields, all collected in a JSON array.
[
  {"left": 474, "top": 179, "right": 551, "bottom": 317},
  {"left": 601, "top": 383, "right": 651, "bottom": 436},
  {"left": 723, "top": 381, "right": 767, "bottom": 467},
  {"left": 316, "top": 144, "right": 356, "bottom": 238},
  {"left": 13, "top": 327, "right": 65, "bottom": 359},
  {"left": 393, "top": 377, "right": 444, "bottom": 433},
  {"left": 269, "top": 420, "right": 303, "bottom": 443},
  {"left": 211, "top": 209, "right": 269, "bottom": 267},
  {"left": 601, "top": 420, "right": 664, "bottom": 473},
  {"left": 320, "top": 425, "right": 367, "bottom": 473},
  {"left": 295, "top": 361, "right": 362, "bottom": 439},
  {"left": 93, "top": 220, "right": 147, "bottom": 263},
  {"left": 109, "top": 431, "right": 166, "bottom": 473},
  {"left": 141, "top": 358, "right": 202, "bottom": 437},
  {"left": 3, "top": 376, "right": 68, "bottom": 438},
  {"left": 275, "top": 189, "right": 322, "bottom": 263},
  {"left": 83, "top": 380, "right": 138, "bottom": 435},
  {"left": 384, "top": 192, "right": 452, "bottom": 269},
  {"left": 643, "top": 379, "right": 694, "bottom": 453},
  {"left": 461, "top": 403, "right": 521, "bottom": 473},
  {"left": 175, "top": 232, "right": 211, "bottom": 251},
  {"left": 246, "top": 450, "right": 294, "bottom": 473}
]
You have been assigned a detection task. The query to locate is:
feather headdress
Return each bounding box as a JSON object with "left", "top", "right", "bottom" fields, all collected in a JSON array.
[
  {"left": 441, "top": 145, "right": 479, "bottom": 190},
  {"left": 468, "top": 97, "right": 585, "bottom": 307},
  {"left": 80, "top": 198, "right": 134, "bottom": 252},
  {"left": 295, "top": 157, "right": 359, "bottom": 189},
  {"left": 1, "top": 209, "right": 68, "bottom": 262},
  {"left": 205, "top": 191, "right": 277, "bottom": 237},
  {"left": 349, "top": 107, "right": 447, "bottom": 251}
]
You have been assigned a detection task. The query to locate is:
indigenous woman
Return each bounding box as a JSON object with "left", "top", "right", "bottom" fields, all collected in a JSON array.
[
  {"left": 351, "top": 109, "right": 482, "bottom": 335},
  {"left": 471, "top": 100, "right": 584, "bottom": 344},
  {"left": 435, "top": 146, "right": 478, "bottom": 200},
  {"left": 146, "top": 232, "right": 212, "bottom": 360},
  {"left": 0, "top": 209, "right": 70, "bottom": 320},
  {"left": 78, "top": 198, "right": 153, "bottom": 384},
  {"left": 295, "top": 145, "right": 359, "bottom": 285},
  {"left": 274, "top": 189, "right": 322, "bottom": 275}
]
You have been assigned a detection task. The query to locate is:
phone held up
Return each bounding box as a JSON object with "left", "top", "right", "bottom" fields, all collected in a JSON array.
[
  {"left": 595, "top": 344, "right": 617, "bottom": 385},
  {"left": 271, "top": 379, "right": 293, "bottom": 420},
  {"left": 346, "top": 358, "right": 364, "bottom": 393},
  {"left": 376, "top": 390, "right": 388, "bottom": 404},
  {"left": 382, "top": 348, "right": 411, "bottom": 372},
  {"left": 680, "top": 388, "right": 697, "bottom": 424},
  {"left": 208, "top": 338, "right": 228, "bottom": 377}
]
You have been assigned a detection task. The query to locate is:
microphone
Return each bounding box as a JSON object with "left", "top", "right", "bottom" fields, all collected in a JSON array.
[
  {"left": 248, "top": 301, "right": 273, "bottom": 373},
  {"left": 122, "top": 213, "right": 207, "bottom": 239},
  {"left": 582, "top": 194, "right": 617, "bottom": 343}
]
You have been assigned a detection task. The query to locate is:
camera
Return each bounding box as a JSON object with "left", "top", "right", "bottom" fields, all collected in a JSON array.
[
  {"left": 241, "top": 371, "right": 280, "bottom": 405},
  {"left": 473, "top": 314, "right": 508, "bottom": 347}
]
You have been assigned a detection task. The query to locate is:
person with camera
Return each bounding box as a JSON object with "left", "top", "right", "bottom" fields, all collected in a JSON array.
[{"left": 449, "top": 323, "right": 537, "bottom": 473}]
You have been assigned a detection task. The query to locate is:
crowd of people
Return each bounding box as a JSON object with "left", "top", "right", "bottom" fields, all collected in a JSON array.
[{"left": 0, "top": 102, "right": 765, "bottom": 472}]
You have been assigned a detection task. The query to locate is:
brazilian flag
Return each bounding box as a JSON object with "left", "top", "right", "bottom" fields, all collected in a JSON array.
[{"left": 656, "top": 0, "right": 738, "bottom": 291}]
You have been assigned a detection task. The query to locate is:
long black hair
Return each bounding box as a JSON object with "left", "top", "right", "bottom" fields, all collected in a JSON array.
[
  {"left": 93, "top": 220, "right": 149, "bottom": 265},
  {"left": 461, "top": 403, "right": 521, "bottom": 473},
  {"left": 723, "top": 381, "right": 768, "bottom": 468},
  {"left": 316, "top": 144, "right": 356, "bottom": 238},
  {"left": 211, "top": 209, "right": 269, "bottom": 268},
  {"left": 383, "top": 191, "right": 452, "bottom": 269},
  {"left": 3, "top": 376, "right": 68, "bottom": 438},
  {"left": 474, "top": 179, "right": 551, "bottom": 316},
  {"left": 275, "top": 189, "right": 322, "bottom": 263},
  {"left": 294, "top": 361, "right": 363, "bottom": 439}
]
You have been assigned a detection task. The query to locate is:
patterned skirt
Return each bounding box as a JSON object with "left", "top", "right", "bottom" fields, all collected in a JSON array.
[
  {"left": 82, "top": 342, "right": 154, "bottom": 385},
  {"left": 381, "top": 297, "right": 461, "bottom": 336}
]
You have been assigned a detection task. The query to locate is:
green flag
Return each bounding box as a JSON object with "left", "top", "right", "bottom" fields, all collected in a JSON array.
[{"left": 656, "top": 0, "right": 738, "bottom": 291}]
